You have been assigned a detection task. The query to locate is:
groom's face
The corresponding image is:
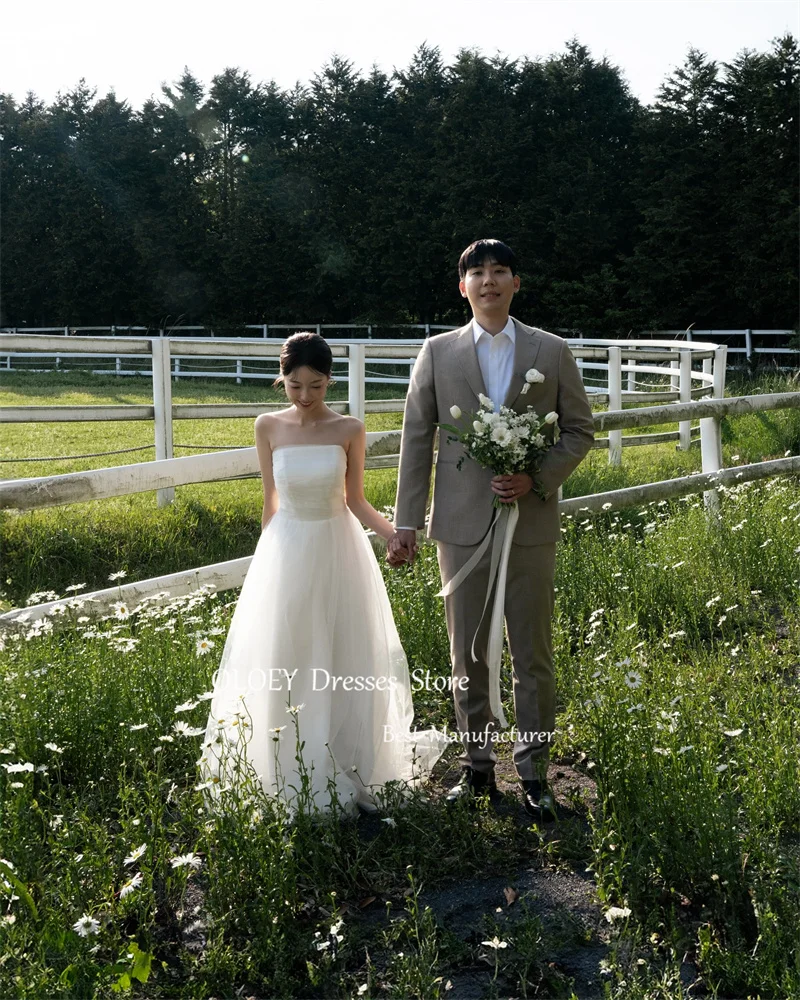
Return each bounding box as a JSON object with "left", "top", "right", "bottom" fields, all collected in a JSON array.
[{"left": 459, "top": 257, "right": 520, "bottom": 317}]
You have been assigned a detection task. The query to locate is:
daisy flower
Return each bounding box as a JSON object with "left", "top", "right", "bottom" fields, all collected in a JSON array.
[
  {"left": 119, "top": 872, "right": 143, "bottom": 899},
  {"left": 170, "top": 853, "right": 202, "bottom": 870},
  {"left": 73, "top": 913, "right": 100, "bottom": 937},
  {"left": 123, "top": 843, "right": 147, "bottom": 866},
  {"left": 173, "top": 721, "right": 205, "bottom": 738},
  {"left": 174, "top": 700, "right": 199, "bottom": 714}
]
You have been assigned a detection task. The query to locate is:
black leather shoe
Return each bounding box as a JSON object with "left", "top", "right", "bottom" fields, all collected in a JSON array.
[
  {"left": 445, "top": 766, "right": 499, "bottom": 806},
  {"left": 520, "top": 779, "right": 557, "bottom": 821}
]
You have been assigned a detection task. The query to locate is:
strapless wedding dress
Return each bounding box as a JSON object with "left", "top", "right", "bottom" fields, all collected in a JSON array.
[{"left": 201, "top": 444, "right": 448, "bottom": 815}]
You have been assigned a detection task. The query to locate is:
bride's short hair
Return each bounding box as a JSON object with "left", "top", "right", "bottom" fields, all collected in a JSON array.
[{"left": 273, "top": 331, "right": 333, "bottom": 385}]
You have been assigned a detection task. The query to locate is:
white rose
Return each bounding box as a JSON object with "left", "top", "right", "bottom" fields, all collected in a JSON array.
[
  {"left": 473, "top": 420, "right": 484, "bottom": 433},
  {"left": 526, "top": 368, "right": 545, "bottom": 384},
  {"left": 478, "top": 393, "right": 494, "bottom": 410},
  {"left": 450, "top": 405, "right": 462, "bottom": 420},
  {"left": 482, "top": 410, "right": 500, "bottom": 425},
  {"left": 517, "top": 425, "right": 530, "bottom": 439},
  {"left": 544, "top": 411, "right": 558, "bottom": 424}
]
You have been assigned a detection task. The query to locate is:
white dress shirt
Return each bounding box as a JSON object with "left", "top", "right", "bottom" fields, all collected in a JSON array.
[
  {"left": 472, "top": 316, "right": 515, "bottom": 412},
  {"left": 395, "top": 317, "right": 516, "bottom": 530}
]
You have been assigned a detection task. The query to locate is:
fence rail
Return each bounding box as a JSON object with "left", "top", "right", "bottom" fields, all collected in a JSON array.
[
  {"left": 2, "top": 430, "right": 798, "bottom": 627},
  {"left": 3, "top": 392, "right": 798, "bottom": 515},
  {"left": 1, "top": 334, "right": 730, "bottom": 498},
  {"left": 1, "top": 325, "right": 796, "bottom": 355}
]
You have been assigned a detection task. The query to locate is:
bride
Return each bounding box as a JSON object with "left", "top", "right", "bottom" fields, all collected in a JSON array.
[{"left": 201, "top": 332, "right": 448, "bottom": 815}]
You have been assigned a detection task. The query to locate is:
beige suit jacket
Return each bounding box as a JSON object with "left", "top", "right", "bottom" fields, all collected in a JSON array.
[{"left": 395, "top": 318, "right": 594, "bottom": 546}]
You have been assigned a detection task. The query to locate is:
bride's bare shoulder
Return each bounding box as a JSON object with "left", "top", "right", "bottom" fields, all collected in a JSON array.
[
  {"left": 338, "top": 414, "right": 365, "bottom": 445},
  {"left": 255, "top": 409, "right": 292, "bottom": 434}
]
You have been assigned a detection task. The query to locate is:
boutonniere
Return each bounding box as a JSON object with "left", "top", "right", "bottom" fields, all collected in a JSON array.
[{"left": 519, "top": 368, "right": 545, "bottom": 395}]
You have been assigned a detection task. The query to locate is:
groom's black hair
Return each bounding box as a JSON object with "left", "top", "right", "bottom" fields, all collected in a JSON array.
[
  {"left": 458, "top": 239, "right": 517, "bottom": 279},
  {"left": 273, "top": 331, "right": 333, "bottom": 385}
]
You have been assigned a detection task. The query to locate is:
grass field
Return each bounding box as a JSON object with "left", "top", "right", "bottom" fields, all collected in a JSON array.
[{"left": 0, "top": 369, "right": 798, "bottom": 998}]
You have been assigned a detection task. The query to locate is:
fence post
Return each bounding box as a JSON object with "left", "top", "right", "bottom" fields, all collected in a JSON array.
[
  {"left": 576, "top": 330, "right": 584, "bottom": 379},
  {"left": 263, "top": 324, "right": 268, "bottom": 338},
  {"left": 670, "top": 355, "right": 679, "bottom": 397},
  {"left": 236, "top": 358, "right": 242, "bottom": 385},
  {"left": 627, "top": 355, "right": 636, "bottom": 393},
  {"left": 700, "top": 345, "right": 727, "bottom": 513},
  {"left": 348, "top": 343, "right": 366, "bottom": 421},
  {"left": 607, "top": 346, "right": 622, "bottom": 466},
  {"left": 174, "top": 357, "right": 181, "bottom": 381},
  {"left": 678, "top": 349, "right": 692, "bottom": 450},
  {"left": 151, "top": 337, "right": 175, "bottom": 507},
  {"left": 745, "top": 329, "right": 753, "bottom": 360}
]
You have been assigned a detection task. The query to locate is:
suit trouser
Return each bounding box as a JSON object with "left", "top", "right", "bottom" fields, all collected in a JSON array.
[{"left": 436, "top": 537, "right": 557, "bottom": 781}]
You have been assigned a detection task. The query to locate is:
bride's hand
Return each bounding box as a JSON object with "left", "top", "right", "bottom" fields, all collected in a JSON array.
[{"left": 386, "top": 531, "right": 411, "bottom": 566}]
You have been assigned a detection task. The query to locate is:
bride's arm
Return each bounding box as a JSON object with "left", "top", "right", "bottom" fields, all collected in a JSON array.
[
  {"left": 254, "top": 415, "right": 279, "bottom": 530},
  {"left": 344, "top": 421, "right": 397, "bottom": 542}
]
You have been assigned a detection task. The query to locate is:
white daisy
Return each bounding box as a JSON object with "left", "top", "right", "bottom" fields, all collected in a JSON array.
[
  {"left": 173, "top": 721, "right": 205, "bottom": 738},
  {"left": 123, "top": 843, "right": 147, "bottom": 866},
  {"left": 170, "top": 852, "right": 202, "bottom": 870},
  {"left": 73, "top": 913, "right": 100, "bottom": 937},
  {"left": 174, "top": 700, "right": 199, "bottom": 714},
  {"left": 119, "top": 872, "right": 143, "bottom": 898}
]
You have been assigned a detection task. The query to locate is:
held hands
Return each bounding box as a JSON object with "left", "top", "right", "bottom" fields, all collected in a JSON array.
[
  {"left": 491, "top": 472, "right": 534, "bottom": 504},
  {"left": 386, "top": 528, "right": 418, "bottom": 568}
]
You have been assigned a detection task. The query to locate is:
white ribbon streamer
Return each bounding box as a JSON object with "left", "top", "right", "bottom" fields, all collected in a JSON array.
[{"left": 436, "top": 502, "right": 520, "bottom": 729}]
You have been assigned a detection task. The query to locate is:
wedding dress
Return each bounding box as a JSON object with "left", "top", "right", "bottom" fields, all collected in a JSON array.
[{"left": 201, "top": 443, "right": 448, "bottom": 815}]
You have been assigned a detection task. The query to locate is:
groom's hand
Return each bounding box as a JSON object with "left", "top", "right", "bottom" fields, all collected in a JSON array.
[
  {"left": 389, "top": 528, "right": 418, "bottom": 566},
  {"left": 491, "top": 472, "right": 534, "bottom": 503}
]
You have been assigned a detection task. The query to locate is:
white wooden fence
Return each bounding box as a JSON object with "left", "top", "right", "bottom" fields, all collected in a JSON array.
[
  {"left": 2, "top": 390, "right": 798, "bottom": 627},
  {"left": 0, "top": 334, "right": 729, "bottom": 502}
]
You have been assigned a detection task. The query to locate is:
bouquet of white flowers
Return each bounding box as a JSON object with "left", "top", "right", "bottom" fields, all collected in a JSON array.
[{"left": 437, "top": 393, "right": 559, "bottom": 508}]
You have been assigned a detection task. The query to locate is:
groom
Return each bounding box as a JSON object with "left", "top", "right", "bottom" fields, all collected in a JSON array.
[{"left": 388, "top": 239, "right": 594, "bottom": 819}]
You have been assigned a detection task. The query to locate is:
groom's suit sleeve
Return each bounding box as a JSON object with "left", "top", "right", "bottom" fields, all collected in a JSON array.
[
  {"left": 533, "top": 338, "right": 595, "bottom": 500},
  {"left": 395, "top": 337, "right": 437, "bottom": 530}
]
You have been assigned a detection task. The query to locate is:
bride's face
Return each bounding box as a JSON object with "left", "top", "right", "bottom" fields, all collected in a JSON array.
[{"left": 283, "top": 365, "right": 331, "bottom": 411}]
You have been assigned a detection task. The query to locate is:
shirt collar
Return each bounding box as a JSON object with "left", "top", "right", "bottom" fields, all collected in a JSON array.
[{"left": 472, "top": 316, "right": 515, "bottom": 345}]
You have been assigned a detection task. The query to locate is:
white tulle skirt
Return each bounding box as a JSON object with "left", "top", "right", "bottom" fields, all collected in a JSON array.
[{"left": 201, "top": 505, "right": 448, "bottom": 816}]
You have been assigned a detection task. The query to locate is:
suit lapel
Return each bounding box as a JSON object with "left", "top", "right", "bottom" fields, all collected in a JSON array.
[
  {"left": 455, "top": 323, "right": 488, "bottom": 402},
  {"left": 502, "top": 318, "right": 543, "bottom": 410}
]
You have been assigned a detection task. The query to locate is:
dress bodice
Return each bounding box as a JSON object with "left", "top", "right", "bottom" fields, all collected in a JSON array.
[{"left": 272, "top": 444, "right": 347, "bottom": 521}]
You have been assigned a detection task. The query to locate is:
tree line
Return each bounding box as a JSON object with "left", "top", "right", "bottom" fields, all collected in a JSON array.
[{"left": 0, "top": 38, "right": 797, "bottom": 334}]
